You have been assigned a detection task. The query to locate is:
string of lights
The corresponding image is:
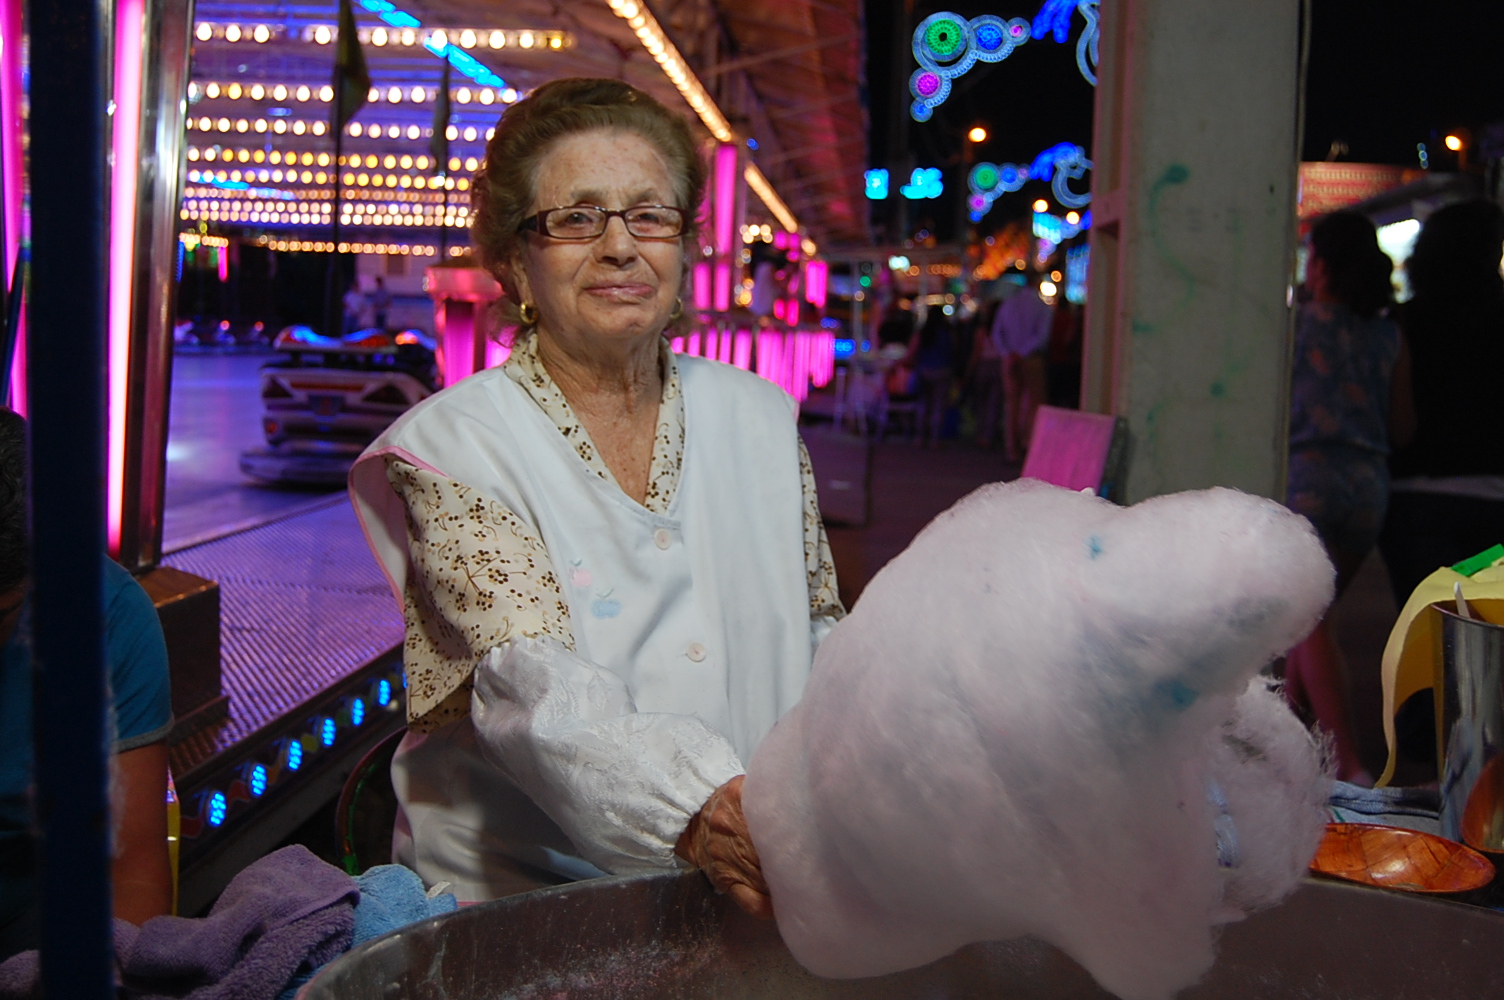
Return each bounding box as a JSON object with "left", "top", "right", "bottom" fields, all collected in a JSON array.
[
  {"left": 185, "top": 164, "right": 477, "bottom": 189},
  {"left": 193, "top": 21, "right": 568, "bottom": 52},
  {"left": 188, "top": 81, "right": 520, "bottom": 107}
]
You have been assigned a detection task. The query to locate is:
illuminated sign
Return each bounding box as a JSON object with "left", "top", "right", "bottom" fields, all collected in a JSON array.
[
  {"left": 900, "top": 167, "right": 943, "bottom": 200},
  {"left": 910, "top": 3, "right": 1099, "bottom": 122},
  {"left": 864, "top": 168, "right": 890, "bottom": 200}
]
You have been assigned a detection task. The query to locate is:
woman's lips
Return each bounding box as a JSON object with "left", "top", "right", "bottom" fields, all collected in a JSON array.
[{"left": 585, "top": 283, "right": 655, "bottom": 302}]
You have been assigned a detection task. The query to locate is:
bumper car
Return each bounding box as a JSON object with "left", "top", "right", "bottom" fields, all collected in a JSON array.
[{"left": 238, "top": 325, "right": 438, "bottom": 485}]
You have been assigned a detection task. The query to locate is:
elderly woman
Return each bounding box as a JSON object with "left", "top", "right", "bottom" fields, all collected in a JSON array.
[{"left": 350, "top": 78, "right": 842, "bottom": 917}]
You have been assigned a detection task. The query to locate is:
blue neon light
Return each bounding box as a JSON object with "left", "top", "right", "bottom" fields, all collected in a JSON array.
[
  {"left": 747, "top": 138, "right": 759, "bottom": 150},
  {"left": 968, "top": 143, "right": 1092, "bottom": 220},
  {"left": 1065, "top": 243, "right": 1090, "bottom": 304},
  {"left": 377, "top": 678, "right": 392, "bottom": 706},
  {"left": 864, "top": 168, "right": 890, "bottom": 200},
  {"left": 351, "top": 698, "right": 366, "bottom": 727},
  {"left": 356, "top": 0, "right": 506, "bottom": 89},
  {"left": 286, "top": 738, "right": 303, "bottom": 771},
  {"left": 834, "top": 338, "right": 855, "bottom": 359},
  {"left": 207, "top": 791, "right": 228, "bottom": 826},
  {"left": 423, "top": 38, "right": 507, "bottom": 88},
  {"left": 321, "top": 718, "right": 337, "bottom": 747},
  {"left": 249, "top": 764, "right": 268, "bottom": 797},
  {"left": 911, "top": 3, "right": 1098, "bottom": 122},
  {"left": 900, "top": 167, "right": 943, "bottom": 200}
]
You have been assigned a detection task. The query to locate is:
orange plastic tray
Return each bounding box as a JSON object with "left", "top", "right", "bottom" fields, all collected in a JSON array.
[{"left": 1310, "top": 822, "right": 1495, "bottom": 894}]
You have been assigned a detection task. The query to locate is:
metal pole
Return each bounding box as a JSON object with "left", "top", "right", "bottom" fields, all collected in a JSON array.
[
  {"left": 326, "top": 76, "right": 345, "bottom": 336},
  {"left": 29, "top": 0, "right": 115, "bottom": 992}
]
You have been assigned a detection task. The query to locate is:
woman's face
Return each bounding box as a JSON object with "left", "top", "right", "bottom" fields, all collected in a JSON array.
[{"left": 512, "top": 128, "right": 685, "bottom": 347}]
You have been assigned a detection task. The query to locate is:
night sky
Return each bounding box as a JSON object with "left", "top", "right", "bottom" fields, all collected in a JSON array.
[{"left": 862, "top": 1, "right": 1504, "bottom": 242}]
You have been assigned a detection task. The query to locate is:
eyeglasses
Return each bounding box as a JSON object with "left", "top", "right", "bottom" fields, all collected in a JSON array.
[{"left": 520, "top": 204, "right": 687, "bottom": 241}]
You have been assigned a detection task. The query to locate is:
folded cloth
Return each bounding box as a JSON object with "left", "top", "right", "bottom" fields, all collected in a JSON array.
[
  {"left": 278, "top": 865, "right": 457, "bottom": 1000},
  {"left": 0, "top": 845, "right": 357, "bottom": 1000},
  {"left": 350, "top": 865, "right": 457, "bottom": 944},
  {"left": 1328, "top": 780, "right": 1440, "bottom": 817},
  {"left": 1327, "top": 780, "right": 1442, "bottom": 835}
]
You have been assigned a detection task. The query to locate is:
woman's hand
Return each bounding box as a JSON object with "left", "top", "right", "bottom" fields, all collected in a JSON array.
[{"left": 675, "top": 775, "right": 773, "bottom": 920}]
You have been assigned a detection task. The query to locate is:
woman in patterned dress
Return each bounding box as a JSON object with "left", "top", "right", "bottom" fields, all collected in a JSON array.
[
  {"left": 350, "top": 79, "right": 840, "bottom": 917},
  {"left": 1283, "top": 211, "right": 1401, "bottom": 784}
]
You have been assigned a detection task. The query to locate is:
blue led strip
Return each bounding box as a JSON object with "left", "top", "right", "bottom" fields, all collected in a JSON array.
[
  {"left": 910, "top": 2, "right": 1098, "bottom": 122},
  {"left": 356, "top": 0, "right": 508, "bottom": 90}
]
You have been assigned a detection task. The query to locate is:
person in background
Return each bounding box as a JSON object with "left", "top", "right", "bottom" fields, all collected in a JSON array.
[
  {"left": 1283, "top": 211, "right": 1401, "bottom": 785},
  {"left": 875, "top": 298, "right": 915, "bottom": 349},
  {"left": 991, "top": 274, "right": 1053, "bottom": 460},
  {"left": 967, "top": 296, "right": 1006, "bottom": 448},
  {"left": 342, "top": 280, "right": 366, "bottom": 335},
  {"left": 905, "top": 306, "right": 958, "bottom": 449},
  {"left": 1380, "top": 199, "right": 1504, "bottom": 605},
  {"left": 1046, "top": 299, "right": 1084, "bottom": 409},
  {"left": 371, "top": 276, "right": 393, "bottom": 333},
  {"left": 0, "top": 408, "right": 173, "bottom": 960}
]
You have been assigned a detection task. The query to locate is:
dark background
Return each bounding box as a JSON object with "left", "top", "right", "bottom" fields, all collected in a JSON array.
[{"left": 861, "top": 0, "right": 1504, "bottom": 243}]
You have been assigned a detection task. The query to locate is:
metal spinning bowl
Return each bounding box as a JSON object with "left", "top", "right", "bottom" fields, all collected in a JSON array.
[{"left": 303, "top": 870, "right": 1504, "bottom": 999}]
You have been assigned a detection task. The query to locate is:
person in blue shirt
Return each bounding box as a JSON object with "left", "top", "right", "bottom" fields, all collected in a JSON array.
[{"left": 0, "top": 407, "right": 174, "bottom": 960}]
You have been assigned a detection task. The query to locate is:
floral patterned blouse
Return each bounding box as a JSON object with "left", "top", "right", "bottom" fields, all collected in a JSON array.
[{"left": 387, "top": 334, "right": 844, "bottom": 732}]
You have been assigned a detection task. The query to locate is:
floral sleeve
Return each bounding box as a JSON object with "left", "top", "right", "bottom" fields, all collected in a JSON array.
[{"left": 386, "top": 457, "right": 573, "bottom": 732}]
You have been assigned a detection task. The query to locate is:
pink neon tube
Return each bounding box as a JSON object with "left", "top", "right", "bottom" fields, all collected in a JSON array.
[
  {"left": 107, "top": 0, "right": 145, "bottom": 552},
  {"left": 713, "top": 143, "right": 737, "bottom": 258},
  {"left": 1, "top": 0, "right": 24, "bottom": 413}
]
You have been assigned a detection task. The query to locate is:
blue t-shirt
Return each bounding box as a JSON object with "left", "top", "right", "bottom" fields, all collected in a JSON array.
[{"left": 0, "top": 558, "right": 173, "bottom": 957}]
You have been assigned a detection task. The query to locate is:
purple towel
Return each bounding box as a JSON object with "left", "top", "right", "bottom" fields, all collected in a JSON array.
[{"left": 0, "top": 845, "right": 357, "bottom": 1000}]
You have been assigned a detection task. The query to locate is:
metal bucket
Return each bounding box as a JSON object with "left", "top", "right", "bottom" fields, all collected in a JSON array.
[
  {"left": 1437, "top": 604, "right": 1504, "bottom": 850},
  {"left": 302, "top": 870, "right": 1504, "bottom": 999}
]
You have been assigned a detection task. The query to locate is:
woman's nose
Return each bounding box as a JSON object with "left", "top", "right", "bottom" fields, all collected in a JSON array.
[{"left": 595, "top": 215, "right": 639, "bottom": 264}]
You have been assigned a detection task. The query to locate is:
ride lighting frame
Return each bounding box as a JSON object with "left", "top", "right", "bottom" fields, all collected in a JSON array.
[
  {"left": 110, "top": 0, "right": 196, "bottom": 567},
  {"left": 601, "top": 0, "right": 807, "bottom": 245}
]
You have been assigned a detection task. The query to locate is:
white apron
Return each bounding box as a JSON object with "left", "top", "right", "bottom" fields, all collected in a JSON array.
[{"left": 351, "top": 355, "right": 814, "bottom": 898}]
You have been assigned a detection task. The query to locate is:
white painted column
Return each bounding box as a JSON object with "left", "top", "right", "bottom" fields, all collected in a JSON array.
[{"left": 1082, "top": 0, "right": 1305, "bottom": 502}]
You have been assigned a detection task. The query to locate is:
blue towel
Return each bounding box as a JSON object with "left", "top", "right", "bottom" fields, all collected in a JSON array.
[{"left": 277, "top": 865, "right": 456, "bottom": 1000}]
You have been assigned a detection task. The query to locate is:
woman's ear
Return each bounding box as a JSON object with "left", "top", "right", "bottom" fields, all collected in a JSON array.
[{"left": 505, "top": 256, "right": 531, "bottom": 306}]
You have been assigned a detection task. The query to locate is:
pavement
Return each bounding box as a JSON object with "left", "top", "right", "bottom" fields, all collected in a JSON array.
[{"left": 164, "top": 349, "right": 342, "bottom": 552}]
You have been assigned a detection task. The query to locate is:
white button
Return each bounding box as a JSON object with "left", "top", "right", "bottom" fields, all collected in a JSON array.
[
  {"left": 686, "top": 642, "right": 707, "bottom": 662},
  {"left": 653, "top": 528, "right": 672, "bottom": 550}
]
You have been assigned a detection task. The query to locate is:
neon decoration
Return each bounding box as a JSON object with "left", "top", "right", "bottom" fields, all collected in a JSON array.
[
  {"left": 377, "top": 678, "right": 393, "bottom": 706},
  {"left": 804, "top": 260, "right": 829, "bottom": 310},
  {"left": 286, "top": 738, "right": 304, "bottom": 771},
  {"left": 1065, "top": 243, "right": 1090, "bottom": 304},
  {"left": 900, "top": 167, "right": 944, "bottom": 200},
  {"left": 864, "top": 168, "right": 890, "bottom": 200},
  {"left": 910, "top": 13, "right": 1027, "bottom": 123},
  {"left": 968, "top": 142, "right": 1093, "bottom": 220},
  {"left": 320, "top": 717, "right": 337, "bottom": 747},
  {"left": 0, "top": 0, "right": 23, "bottom": 413},
  {"left": 248, "top": 764, "right": 268, "bottom": 797},
  {"left": 207, "top": 791, "right": 228, "bottom": 827},
  {"left": 911, "top": 2, "right": 1098, "bottom": 122},
  {"left": 106, "top": 0, "right": 145, "bottom": 554},
  {"left": 713, "top": 263, "right": 732, "bottom": 313},
  {"left": 1032, "top": 208, "right": 1091, "bottom": 243},
  {"left": 355, "top": 0, "right": 511, "bottom": 89},
  {"left": 672, "top": 329, "right": 835, "bottom": 402},
  {"left": 351, "top": 697, "right": 366, "bottom": 726},
  {"left": 712, "top": 143, "right": 738, "bottom": 257}
]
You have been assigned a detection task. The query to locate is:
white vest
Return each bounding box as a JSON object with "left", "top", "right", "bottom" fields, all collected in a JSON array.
[{"left": 350, "top": 355, "right": 813, "bottom": 895}]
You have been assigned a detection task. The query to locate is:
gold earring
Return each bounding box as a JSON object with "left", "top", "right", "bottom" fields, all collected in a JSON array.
[
  {"left": 669, "top": 297, "right": 684, "bottom": 320},
  {"left": 518, "top": 301, "right": 538, "bottom": 325}
]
